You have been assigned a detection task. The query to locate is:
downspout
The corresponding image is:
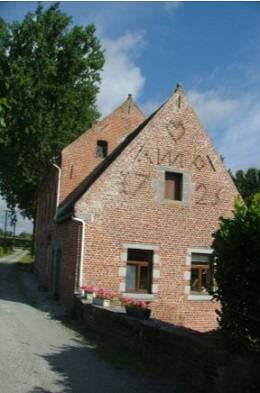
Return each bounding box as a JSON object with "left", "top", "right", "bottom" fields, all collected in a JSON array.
[
  {"left": 52, "top": 163, "right": 61, "bottom": 220},
  {"left": 72, "top": 215, "right": 85, "bottom": 290}
]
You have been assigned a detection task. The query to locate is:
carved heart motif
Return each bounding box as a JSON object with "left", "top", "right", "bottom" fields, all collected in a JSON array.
[{"left": 166, "top": 120, "right": 185, "bottom": 142}]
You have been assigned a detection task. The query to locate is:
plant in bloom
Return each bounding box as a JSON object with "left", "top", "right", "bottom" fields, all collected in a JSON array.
[
  {"left": 121, "top": 297, "right": 151, "bottom": 309},
  {"left": 95, "top": 288, "right": 117, "bottom": 300},
  {"left": 81, "top": 285, "right": 95, "bottom": 293}
]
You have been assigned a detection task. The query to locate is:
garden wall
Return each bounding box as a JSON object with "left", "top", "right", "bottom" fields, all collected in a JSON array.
[{"left": 74, "top": 295, "right": 260, "bottom": 393}]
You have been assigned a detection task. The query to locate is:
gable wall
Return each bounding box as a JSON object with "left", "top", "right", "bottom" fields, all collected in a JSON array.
[
  {"left": 73, "top": 92, "right": 238, "bottom": 331},
  {"left": 59, "top": 99, "right": 146, "bottom": 206}
]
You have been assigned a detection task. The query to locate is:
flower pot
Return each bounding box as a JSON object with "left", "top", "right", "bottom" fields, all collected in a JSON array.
[
  {"left": 79, "top": 289, "right": 85, "bottom": 297},
  {"left": 93, "top": 297, "right": 110, "bottom": 307},
  {"left": 85, "top": 292, "right": 93, "bottom": 301},
  {"left": 125, "top": 306, "right": 151, "bottom": 320}
]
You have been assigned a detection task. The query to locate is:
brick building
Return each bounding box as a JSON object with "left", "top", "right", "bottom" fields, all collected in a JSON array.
[{"left": 35, "top": 83, "right": 238, "bottom": 332}]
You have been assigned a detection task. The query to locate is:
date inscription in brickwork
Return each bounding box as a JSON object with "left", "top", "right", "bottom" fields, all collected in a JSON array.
[
  {"left": 120, "top": 145, "right": 222, "bottom": 204},
  {"left": 120, "top": 172, "right": 150, "bottom": 196},
  {"left": 195, "top": 183, "right": 225, "bottom": 205}
]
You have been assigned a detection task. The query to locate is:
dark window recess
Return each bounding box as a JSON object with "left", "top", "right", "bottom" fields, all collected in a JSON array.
[
  {"left": 96, "top": 140, "right": 108, "bottom": 158},
  {"left": 164, "top": 172, "right": 182, "bottom": 200},
  {"left": 126, "top": 249, "right": 153, "bottom": 293}
]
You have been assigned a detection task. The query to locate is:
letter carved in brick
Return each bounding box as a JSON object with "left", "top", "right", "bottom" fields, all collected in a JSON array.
[
  {"left": 157, "top": 148, "right": 172, "bottom": 166},
  {"left": 193, "top": 155, "right": 205, "bottom": 171},
  {"left": 136, "top": 146, "right": 154, "bottom": 164}
]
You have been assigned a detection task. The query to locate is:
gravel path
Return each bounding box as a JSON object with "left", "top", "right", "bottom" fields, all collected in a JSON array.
[{"left": 0, "top": 250, "right": 182, "bottom": 393}]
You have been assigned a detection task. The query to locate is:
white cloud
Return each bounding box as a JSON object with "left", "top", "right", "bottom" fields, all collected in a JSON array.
[
  {"left": 218, "top": 99, "right": 260, "bottom": 171},
  {"left": 187, "top": 89, "right": 241, "bottom": 134},
  {"left": 97, "top": 31, "right": 146, "bottom": 117},
  {"left": 141, "top": 98, "right": 165, "bottom": 117},
  {"left": 163, "top": 2, "right": 181, "bottom": 13},
  {"left": 187, "top": 89, "right": 260, "bottom": 172}
]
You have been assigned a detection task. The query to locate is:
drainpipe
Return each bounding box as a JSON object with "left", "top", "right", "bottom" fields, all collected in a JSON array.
[
  {"left": 72, "top": 215, "right": 85, "bottom": 290},
  {"left": 52, "top": 163, "right": 61, "bottom": 220}
]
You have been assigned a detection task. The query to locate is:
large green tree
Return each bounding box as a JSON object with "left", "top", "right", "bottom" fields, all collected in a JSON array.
[
  {"left": 0, "top": 3, "right": 104, "bottom": 219},
  {"left": 0, "top": 97, "right": 8, "bottom": 130},
  {"left": 231, "top": 168, "right": 260, "bottom": 206},
  {"left": 212, "top": 195, "right": 260, "bottom": 351}
]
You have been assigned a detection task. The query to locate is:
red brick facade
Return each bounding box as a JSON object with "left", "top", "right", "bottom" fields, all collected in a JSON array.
[{"left": 35, "top": 85, "right": 238, "bottom": 332}]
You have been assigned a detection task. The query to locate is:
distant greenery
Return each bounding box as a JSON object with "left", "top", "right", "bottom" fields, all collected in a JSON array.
[
  {"left": 231, "top": 168, "right": 260, "bottom": 206},
  {"left": 212, "top": 195, "right": 260, "bottom": 351},
  {"left": 0, "top": 245, "right": 12, "bottom": 257},
  {"left": 0, "top": 235, "right": 32, "bottom": 251}
]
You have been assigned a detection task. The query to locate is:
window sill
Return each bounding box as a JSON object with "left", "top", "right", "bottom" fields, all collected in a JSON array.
[
  {"left": 188, "top": 294, "right": 212, "bottom": 301},
  {"left": 123, "top": 293, "right": 154, "bottom": 300}
]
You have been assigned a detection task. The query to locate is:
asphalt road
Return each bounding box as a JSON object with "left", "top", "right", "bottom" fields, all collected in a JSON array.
[{"left": 0, "top": 250, "right": 182, "bottom": 393}]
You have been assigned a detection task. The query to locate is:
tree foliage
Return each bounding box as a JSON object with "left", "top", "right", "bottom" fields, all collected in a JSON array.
[
  {"left": 0, "top": 3, "right": 105, "bottom": 219},
  {"left": 231, "top": 168, "right": 260, "bottom": 206},
  {"left": 212, "top": 195, "right": 260, "bottom": 351},
  {"left": 0, "top": 97, "right": 8, "bottom": 129}
]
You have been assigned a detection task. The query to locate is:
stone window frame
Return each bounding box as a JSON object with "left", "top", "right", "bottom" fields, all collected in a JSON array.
[
  {"left": 184, "top": 248, "right": 213, "bottom": 301},
  {"left": 154, "top": 166, "right": 194, "bottom": 207},
  {"left": 119, "top": 243, "right": 160, "bottom": 300}
]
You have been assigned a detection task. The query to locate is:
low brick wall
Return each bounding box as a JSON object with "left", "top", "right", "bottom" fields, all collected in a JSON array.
[{"left": 74, "top": 295, "right": 260, "bottom": 393}]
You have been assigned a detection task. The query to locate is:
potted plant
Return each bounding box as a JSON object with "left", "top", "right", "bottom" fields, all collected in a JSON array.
[
  {"left": 81, "top": 285, "right": 95, "bottom": 301},
  {"left": 92, "top": 288, "right": 117, "bottom": 307},
  {"left": 121, "top": 297, "right": 152, "bottom": 320}
]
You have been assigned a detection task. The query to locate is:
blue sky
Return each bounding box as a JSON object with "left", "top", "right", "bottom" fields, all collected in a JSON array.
[{"left": 0, "top": 1, "right": 260, "bottom": 232}]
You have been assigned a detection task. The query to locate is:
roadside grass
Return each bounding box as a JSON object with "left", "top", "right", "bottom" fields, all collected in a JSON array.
[
  {"left": 0, "top": 247, "right": 13, "bottom": 258},
  {"left": 19, "top": 251, "right": 34, "bottom": 264},
  {"left": 16, "top": 250, "right": 34, "bottom": 272}
]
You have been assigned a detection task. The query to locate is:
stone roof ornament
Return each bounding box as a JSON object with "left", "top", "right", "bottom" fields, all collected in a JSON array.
[
  {"left": 127, "top": 93, "right": 133, "bottom": 113},
  {"left": 175, "top": 82, "right": 184, "bottom": 93},
  {"left": 174, "top": 82, "right": 184, "bottom": 108}
]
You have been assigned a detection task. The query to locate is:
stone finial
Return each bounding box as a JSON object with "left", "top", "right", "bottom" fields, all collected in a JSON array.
[
  {"left": 127, "top": 94, "right": 133, "bottom": 113},
  {"left": 175, "top": 82, "right": 183, "bottom": 93}
]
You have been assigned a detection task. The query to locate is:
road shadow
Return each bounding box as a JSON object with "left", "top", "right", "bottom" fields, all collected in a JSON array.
[{"left": 0, "top": 258, "right": 183, "bottom": 393}]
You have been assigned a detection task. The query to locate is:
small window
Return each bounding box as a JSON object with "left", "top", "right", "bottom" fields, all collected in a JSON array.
[
  {"left": 164, "top": 172, "right": 182, "bottom": 200},
  {"left": 96, "top": 140, "right": 108, "bottom": 158},
  {"left": 126, "top": 249, "right": 153, "bottom": 293},
  {"left": 190, "top": 253, "right": 212, "bottom": 294}
]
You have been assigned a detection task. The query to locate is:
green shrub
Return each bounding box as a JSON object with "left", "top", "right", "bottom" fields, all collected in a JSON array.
[{"left": 212, "top": 195, "right": 260, "bottom": 351}]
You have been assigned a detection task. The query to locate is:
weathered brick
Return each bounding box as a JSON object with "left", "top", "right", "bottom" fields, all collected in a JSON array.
[{"left": 35, "top": 85, "right": 238, "bottom": 332}]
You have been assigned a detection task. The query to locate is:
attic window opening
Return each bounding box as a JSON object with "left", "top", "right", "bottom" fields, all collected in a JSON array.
[
  {"left": 164, "top": 172, "right": 182, "bottom": 200},
  {"left": 96, "top": 140, "right": 108, "bottom": 158}
]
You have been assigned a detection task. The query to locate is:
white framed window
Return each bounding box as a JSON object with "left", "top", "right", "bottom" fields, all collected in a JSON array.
[{"left": 185, "top": 248, "right": 213, "bottom": 300}]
